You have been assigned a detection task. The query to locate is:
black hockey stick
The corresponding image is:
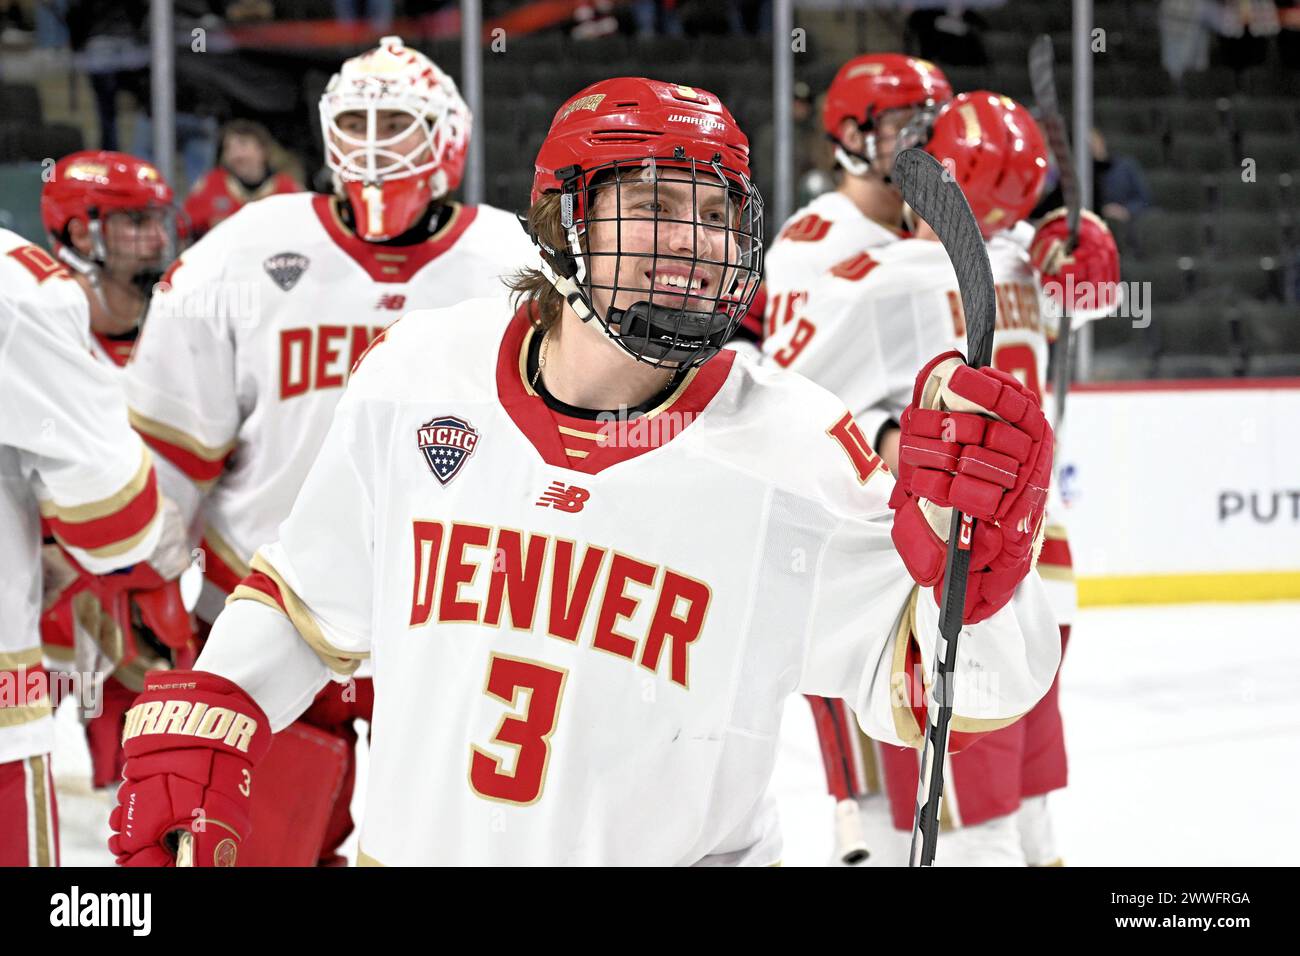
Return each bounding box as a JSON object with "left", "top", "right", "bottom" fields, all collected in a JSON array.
[
  {"left": 1029, "top": 34, "right": 1082, "bottom": 434},
  {"left": 892, "top": 148, "right": 997, "bottom": 868}
]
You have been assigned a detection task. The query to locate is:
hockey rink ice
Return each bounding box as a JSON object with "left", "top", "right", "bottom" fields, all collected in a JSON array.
[{"left": 54, "top": 600, "right": 1300, "bottom": 867}]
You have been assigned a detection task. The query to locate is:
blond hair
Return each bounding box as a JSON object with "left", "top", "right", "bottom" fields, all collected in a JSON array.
[{"left": 506, "top": 193, "right": 570, "bottom": 332}]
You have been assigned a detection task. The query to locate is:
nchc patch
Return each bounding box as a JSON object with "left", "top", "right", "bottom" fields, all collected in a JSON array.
[
  {"left": 263, "top": 252, "right": 310, "bottom": 291},
  {"left": 417, "top": 416, "right": 480, "bottom": 485}
]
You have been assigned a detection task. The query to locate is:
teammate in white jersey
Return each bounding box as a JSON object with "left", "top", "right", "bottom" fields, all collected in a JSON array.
[
  {"left": 0, "top": 227, "right": 189, "bottom": 866},
  {"left": 108, "top": 77, "right": 1061, "bottom": 867},
  {"left": 764, "top": 91, "right": 1121, "bottom": 865},
  {"left": 121, "top": 35, "right": 534, "bottom": 864},
  {"left": 36, "top": 151, "right": 197, "bottom": 795},
  {"left": 733, "top": 55, "right": 952, "bottom": 357}
]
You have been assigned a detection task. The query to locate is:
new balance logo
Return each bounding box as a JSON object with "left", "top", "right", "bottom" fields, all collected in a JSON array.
[
  {"left": 376, "top": 294, "right": 406, "bottom": 310},
  {"left": 536, "top": 481, "right": 590, "bottom": 513}
]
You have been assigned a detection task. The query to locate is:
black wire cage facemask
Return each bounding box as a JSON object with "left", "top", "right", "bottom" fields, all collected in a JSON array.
[{"left": 536, "top": 152, "right": 764, "bottom": 370}]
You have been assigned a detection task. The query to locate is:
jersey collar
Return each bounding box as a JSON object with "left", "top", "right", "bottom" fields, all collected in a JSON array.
[
  {"left": 495, "top": 303, "right": 735, "bottom": 475},
  {"left": 311, "top": 193, "right": 478, "bottom": 283}
]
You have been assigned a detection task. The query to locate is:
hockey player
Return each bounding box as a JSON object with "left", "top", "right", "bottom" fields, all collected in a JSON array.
[
  {"left": 38, "top": 151, "right": 195, "bottom": 793},
  {"left": 42, "top": 150, "right": 178, "bottom": 369},
  {"left": 755, "top": 52, "right": 953, "bottom": 859},
  {"left": 0, "top": 226, "right": 188, "bottom": 866},
  {"left": 109, "top": 77, "right": 1061, "bottom": 867},
  {"left": 763, "top": 91, "right": 1121, "bottom": 865},
  {"left": 733, "top": 54, "right": 952, "bottom": 355},
  {"left": 122, "top": 36, "right": 535, "bottom": 864}
]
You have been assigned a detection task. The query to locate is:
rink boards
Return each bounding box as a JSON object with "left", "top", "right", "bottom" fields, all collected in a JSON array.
[{"left": 1056, "top": 378, "right": 1300, "bottom": 604}]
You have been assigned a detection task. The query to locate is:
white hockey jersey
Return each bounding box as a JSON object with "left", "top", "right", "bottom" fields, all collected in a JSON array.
[
  {"left": 196, "top": 297, "right": 1062, "bottom": 866},
  {"left": 124, "top": 192, "right": 535, "bottom": 618},
  {"left": 0, "top": 229, "right": 164, "bottom": 763},
  {"left": 762, "top": 190, "right": 902, "bottom": 343},
  {"left": 762, "top": 228, "right": 1076, "bottom": 621}
]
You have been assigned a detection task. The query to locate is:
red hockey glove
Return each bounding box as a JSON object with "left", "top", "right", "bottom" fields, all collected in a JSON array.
[
  {"left": 889, "top": 352, "right": 1053, "bottom": 624},
  {"left": 109, "top": 671, "right": 272, "bottom": 867},
  {"left": 1029, "top": 207, "right": 1121, "bottom": 320}
]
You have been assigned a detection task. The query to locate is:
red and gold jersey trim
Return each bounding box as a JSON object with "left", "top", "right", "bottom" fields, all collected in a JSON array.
[
  {"left": 312, "top": 194, "right": 479, "bottom": 283},
  {"left": 229, "top": 553, "right": 366, "bottom": 676},
  {"left": 1038, "top": 524, "right": 1073, "bottom": 571},
  {"left": 201, "top": 528, "right": 251, "bottom": 597},
  {"left": 39, "top": 448, "right": 162, "bottom": 558},
  {"left": 889, "top": 588, "right": 1026, "bottom": 750},
  {"left": 129, "top": 409, "right": 235, "bottom": 488},
  {"left": 496, "top": 303, "right": 736, "bottom": 475},
  {"left": 0, "top": 648, "right": 51, "bottom": 729}
]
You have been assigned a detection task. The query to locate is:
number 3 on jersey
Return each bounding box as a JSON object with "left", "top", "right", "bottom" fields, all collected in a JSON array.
[{"left": 470, "top": 654, "right": 568, "bottom": 805}]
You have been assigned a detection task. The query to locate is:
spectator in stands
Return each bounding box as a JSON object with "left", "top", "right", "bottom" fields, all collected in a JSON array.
[
  {"left": 1093, "top": 129, "right": 1152, "bottom": 225},
  {"left": 183, "top": 120, "right": 300, "bottom": 240},
  {"left": 1030, "top": 129, "right": 1151, "bottom": 253}
]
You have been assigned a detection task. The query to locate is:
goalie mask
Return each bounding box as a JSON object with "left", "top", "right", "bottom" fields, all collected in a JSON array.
[
  {"left": 320, "top": 35, "right": 471, "bottom": 241},
  {"left": 41, "top": 150, "right": 181, "bottom": 297},
  {"left": 823, "top": 54, "right": 953, "bottom": 180},
  {"left": 528, "top": 77, "right": 764, "bottom": 370}
]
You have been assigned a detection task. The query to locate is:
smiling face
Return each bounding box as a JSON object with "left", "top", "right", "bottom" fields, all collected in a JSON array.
[{"left": 584, "top": 168, "right": 746, "bottom": 321}]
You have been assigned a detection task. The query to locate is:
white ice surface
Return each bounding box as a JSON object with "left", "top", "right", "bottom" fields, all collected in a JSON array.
[{"left": 53, "top": 601, "right": 1300, "bottom": 866}]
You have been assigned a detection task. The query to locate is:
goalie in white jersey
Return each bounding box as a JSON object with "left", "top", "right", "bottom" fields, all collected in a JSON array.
[
  {"left": 122, "top": 36, "right": 534, "bottom": 864},
  {"left": 109, "top": 77, "right": 1062, "bottom": 867},
  {"left": 764, "top": 91, "right": 1121, "bottom": 865},
  {"left": 0, "top": 228, "right": 189, "bottom": 866}
]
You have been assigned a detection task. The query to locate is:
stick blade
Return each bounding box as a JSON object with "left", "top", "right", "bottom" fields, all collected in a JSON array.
[{"left": 893, "top": 147, "right": 997, "bottom": 367}]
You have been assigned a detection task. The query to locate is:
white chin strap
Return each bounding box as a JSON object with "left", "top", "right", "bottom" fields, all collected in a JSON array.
[
  {"left": 54, "top": 226, "right": 111, "bottom": 313},
  {"left": 834, "top": 144, "right": 871, "bottom": 178},
  {"left": 536, "top": 224, "right": 596, "bottom": 323}
]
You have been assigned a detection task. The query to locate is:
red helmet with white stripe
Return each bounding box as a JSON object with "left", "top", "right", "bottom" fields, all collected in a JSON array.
[
  {"left": 923, "top": 91, "right": 1048, "bottom": 238},
  {"left": 822, "top": 54, "right": 953, "bottom": 177},
  {"left": 320, "top": 36, "right": 471, "bottom": 241},
  {"left": 528, "top": 77, "right": 764, "bottom": 369}
]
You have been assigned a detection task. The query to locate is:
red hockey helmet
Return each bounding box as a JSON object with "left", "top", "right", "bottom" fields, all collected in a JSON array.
[
  {"left": 42, "top": 150, "right": 174, "bottom": 239},
  {"left": 41, "top": 150, "right": 179, "bottom": 292},
  {"left": 528, "top": 77, "right": 764, "bottom": 369},
  {"left": 924, "top": 91, "right": 1048, "bottom": 238},
  {"left": 822, "top": 54, "right": 953, "bottom": 176}
]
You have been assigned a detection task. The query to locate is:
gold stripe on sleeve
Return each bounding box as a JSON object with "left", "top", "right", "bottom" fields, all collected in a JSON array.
[
  {"left": 0, "top": 700, "right": 52, "bottom": 729},
  {"left": 38, "top": 447, "right": 153, "bottom": 524},
  {"left": 128, "top": 409, "right": 237, "bottom": 463},
  {"left": 0, "top": 647, "right": 43, "bottom": 670},
  {"left": 249, "top": 553, "right": 367, "bottom": 677}
]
